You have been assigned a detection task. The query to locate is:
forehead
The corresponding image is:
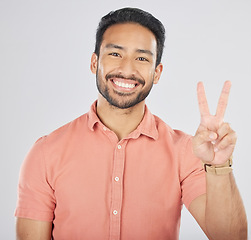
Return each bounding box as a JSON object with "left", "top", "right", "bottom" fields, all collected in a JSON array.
[{"left": 101, "top": 23, "right": 157, "bottom": 54}]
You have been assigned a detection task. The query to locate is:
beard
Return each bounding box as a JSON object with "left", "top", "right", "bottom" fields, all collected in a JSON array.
[{"left": 96, "top": 72, "right": 154, "bottom": 109}]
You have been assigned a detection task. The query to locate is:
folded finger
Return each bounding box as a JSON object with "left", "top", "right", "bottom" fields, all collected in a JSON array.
[
  {"left": 217, "top": 122, "right": 232, "bottom": 142},
  {"left": 214, "top": 131, "right": 237, "bottom": 152}
]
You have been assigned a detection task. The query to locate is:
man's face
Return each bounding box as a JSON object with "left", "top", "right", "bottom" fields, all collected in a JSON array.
[{"left": 91, "top": 23, "right": 163, "bottom": 109}]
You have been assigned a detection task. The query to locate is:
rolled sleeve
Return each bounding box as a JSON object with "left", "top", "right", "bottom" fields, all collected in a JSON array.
[
  {"left": 180, "top": 136, "right": 206, "bottom": 209},
  {"left": 15, "top": 136, "right": 55, "bottom": 221}
]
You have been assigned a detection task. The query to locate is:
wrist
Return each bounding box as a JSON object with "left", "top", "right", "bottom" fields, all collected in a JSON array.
[{"left": 203, "top": 156, "right": 233, "bottom": 175}]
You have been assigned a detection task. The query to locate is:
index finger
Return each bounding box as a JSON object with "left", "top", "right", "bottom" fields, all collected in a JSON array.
[
  {"left": 216, "top": 81, "right": 232, "bottom": 119},
  {"left": 197, "top": 81, "right": 210, "bottom": 117}
]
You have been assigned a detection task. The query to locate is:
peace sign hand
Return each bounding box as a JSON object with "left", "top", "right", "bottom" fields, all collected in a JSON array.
[{"left": 192, "top": 81, "right": 237, "bottom": 165}]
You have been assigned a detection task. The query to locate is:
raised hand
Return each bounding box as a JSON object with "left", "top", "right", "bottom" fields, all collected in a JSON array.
[{"left": 192, "top": 81, "right": 237, "bottom": 165}]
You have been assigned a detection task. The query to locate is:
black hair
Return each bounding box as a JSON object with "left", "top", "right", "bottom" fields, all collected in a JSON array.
[{"left": 94, "top": 7, "right": 165, "bottom": 66}]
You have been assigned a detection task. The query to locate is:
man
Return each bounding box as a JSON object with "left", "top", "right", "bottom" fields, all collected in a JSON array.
[{"left": 15, "top": 7, "right": 247, "bottom": 240}]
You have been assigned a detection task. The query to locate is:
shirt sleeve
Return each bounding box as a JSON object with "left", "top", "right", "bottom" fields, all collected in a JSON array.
[
  {"left": 15, "top": 136, "right": 55, "bottom": 221},
  {"left": 180, "top": 135, "right": 206, "bottom": 209}
]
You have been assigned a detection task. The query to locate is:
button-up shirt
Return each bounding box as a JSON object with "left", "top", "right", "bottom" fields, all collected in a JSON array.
[{"left": 15, "top": 101, "right": 206, "bottom": 240}]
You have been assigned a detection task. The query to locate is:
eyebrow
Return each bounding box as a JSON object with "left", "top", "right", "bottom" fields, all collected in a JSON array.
[
  {"left": 136, "top": 49, "right": 154, "bottom": 56},
  {"left": 105, "top": 43, "right": 154, "bottom": 56},
  {"left": 105, "top": 44, "right": 124, "bottom": 50}
]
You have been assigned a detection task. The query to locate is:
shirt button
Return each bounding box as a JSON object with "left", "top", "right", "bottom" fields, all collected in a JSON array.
[
  {"left": 103, "top": 126, "right": 107, "bottom": 131},
  {"left": 117, "top": 145, "right": 122, "bottom": 149},
  {"left": 113, "top": 210, "right": 118, "bottom": 215},
  {"left": 114, "top": 177, "right": 119, "bottom": 182}
]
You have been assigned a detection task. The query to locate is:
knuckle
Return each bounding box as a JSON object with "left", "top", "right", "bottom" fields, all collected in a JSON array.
[
  {"left": 232, "top": 131, "right": 237, "bottom": 142},
  {"left": 224, "top": 122, "right": 231, "bottom": 131},
  {"left": 222, "top": 132, "right": 237, "bottom": 146}
]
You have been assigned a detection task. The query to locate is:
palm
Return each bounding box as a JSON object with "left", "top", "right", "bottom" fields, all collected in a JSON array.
[{"left": 193, "top": 81, "right": 235, "bottom": 165}]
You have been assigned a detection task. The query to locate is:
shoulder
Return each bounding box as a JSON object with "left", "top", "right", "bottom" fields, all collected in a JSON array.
[
  {"left": 153, "top": 114, "right": 191, "bottom": 144},
  {"left": 23, "top": 113, "right": 89, "bottom": 171},
  {"left": 40, "top": 113, "right": 88, "bottom": 144},
  {"left": 27, "top": 113, "right": 89, "bottom": 160}
]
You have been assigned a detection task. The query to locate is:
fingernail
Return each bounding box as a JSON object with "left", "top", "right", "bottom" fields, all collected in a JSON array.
[{"left": 209, "top": 133, "right": 216, "bottom": 140}]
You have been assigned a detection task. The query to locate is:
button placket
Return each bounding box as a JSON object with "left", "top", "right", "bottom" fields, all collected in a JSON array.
[{"left": 109, "top": 141, "right": 126, "bottom": 239}]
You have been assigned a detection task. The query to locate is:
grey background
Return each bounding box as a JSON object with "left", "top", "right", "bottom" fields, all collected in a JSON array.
[{"left": 1, "top": 0, "right": 250, "bottom": 239}]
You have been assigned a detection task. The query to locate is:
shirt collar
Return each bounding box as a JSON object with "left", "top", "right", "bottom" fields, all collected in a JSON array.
[
  {"left": 87, "top": 101, "right": 159, "bottom": 140},
  {"left": 87, "top": 101, "right": 100, "bottom": 131}
]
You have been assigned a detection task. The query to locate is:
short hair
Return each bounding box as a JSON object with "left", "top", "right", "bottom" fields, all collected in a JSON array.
[{"left": 94, "top": 7, "right": 166, "bottom": 66}]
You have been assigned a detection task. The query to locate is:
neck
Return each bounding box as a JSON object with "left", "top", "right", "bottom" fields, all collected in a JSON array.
[{"left": 96, "top": 95, "right": 145, "bottom": 141}]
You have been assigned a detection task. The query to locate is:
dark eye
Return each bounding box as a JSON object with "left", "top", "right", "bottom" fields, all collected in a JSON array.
[
  {"left": 109, "top": 52, "right": 120, "bottom": 57},
  {"left": 137, "top": 57, "right": 148, "bottom": 62}
]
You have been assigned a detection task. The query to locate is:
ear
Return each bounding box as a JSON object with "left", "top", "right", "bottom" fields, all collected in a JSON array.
[
  {"left": 153, "top": 63, "right": 163, "bottom": 84},
  {"left": 90, "top": 53, "right": 98, "bottom": 74}
]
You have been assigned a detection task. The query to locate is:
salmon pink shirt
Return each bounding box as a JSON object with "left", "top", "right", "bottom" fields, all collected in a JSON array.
[{"left": 15, "top": 101, "right": 206, "bottom": 240}]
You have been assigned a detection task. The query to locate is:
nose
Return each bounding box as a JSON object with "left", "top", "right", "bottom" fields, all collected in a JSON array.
[{"left": 117, "top": 57, "right": 137, "bottom": 78}]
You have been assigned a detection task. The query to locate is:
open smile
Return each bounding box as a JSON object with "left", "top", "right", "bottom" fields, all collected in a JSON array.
[
  {"left": 109, "top": 77, "right": 141, "bottom": 92},
  {"left": 104, "top": 73, "right": 145, "bottom": 93},
  {"left": 113, "top": 80, "right": 137, "bottom": 89}
]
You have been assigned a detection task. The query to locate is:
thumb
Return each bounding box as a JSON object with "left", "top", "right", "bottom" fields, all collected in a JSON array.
[{"left": 193, "top": 129, "right": 217, "bottom": 147}]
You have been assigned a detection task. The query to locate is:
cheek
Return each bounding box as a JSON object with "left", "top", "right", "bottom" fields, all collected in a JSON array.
[
  {"left": 98, "top": 59, "right": 114, "bottom": 76},
  {"left": 142, "top": 68, "right": 155, "bottom": 80},
  {"left": 97, "top": 63, "right": 106, "bottom": 78}
]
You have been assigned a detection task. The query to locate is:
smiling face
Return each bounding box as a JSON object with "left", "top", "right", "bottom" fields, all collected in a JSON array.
[{"left": 91, "top": 23, "right": 163, "bottom": 109}]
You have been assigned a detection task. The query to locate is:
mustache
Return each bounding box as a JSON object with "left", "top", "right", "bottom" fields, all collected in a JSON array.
[{"left": 106, "top": 74, "right": 145, "bottom": 85}]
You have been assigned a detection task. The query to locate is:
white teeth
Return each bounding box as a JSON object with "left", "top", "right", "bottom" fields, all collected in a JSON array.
[{"left": 114, "top": 81, "right": 135, "bottom": 89}]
